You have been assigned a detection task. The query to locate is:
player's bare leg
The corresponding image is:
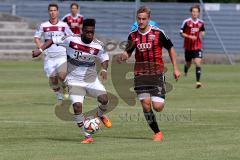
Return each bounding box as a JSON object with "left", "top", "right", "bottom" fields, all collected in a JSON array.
[
  {"left": 141, "top": 98, "right": 163, "bottom": 142},
  {"left": 152, "top": 101, "right": 164, "bottom": 112},
  {"left": 194, "top": 58, "right": 202, "bottom": 88},
  {"left": 184, "top": 61, "right": 192, "bottom": 76},
  {"left": 73, "top": 102, "right": 94, "bottom": 144},
  {"left": 97, "top": 94, "right": 112, "bottom": 128},
  {"left": 57, "top": 63, "right": 69, "bottom": 99},
  {"left": 49, "top": 76, "right": 63, "bottom": 102},
  {"left": 152, "top": 101, "right": 164, "bottom": 141}
]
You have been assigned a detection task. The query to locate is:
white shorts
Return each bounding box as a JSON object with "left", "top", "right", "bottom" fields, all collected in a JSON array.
[
  {"left": 44, "top": 56, "right": 67, "bottom": 78},
  {"left": 67, "top": 77, "right": 107, "bottom": 104},
  {"left": 138, "top": 93, "right": 165, "bottom": 103}
]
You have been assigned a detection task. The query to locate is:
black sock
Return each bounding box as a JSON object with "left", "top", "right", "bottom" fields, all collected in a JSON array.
[
  {"left": 143, "top": 110, "right": 160, "bottom": 134},
  {"left": 184, "top": 65, "right": 189, "bottom": 74},
  {"left": 196, "top": 67, "right": 201, "bottom": 82}
]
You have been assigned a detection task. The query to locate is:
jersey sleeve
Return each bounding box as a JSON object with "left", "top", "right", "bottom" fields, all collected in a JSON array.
[
  {"left": 61, "top": 15, "right": 67, "bottom": 22},
  {"left": 52, "top": 34, "right": 71, "bottom": 47},
  {"left": 34, "top": 23, "right": 43, "bottom": 38},
  {"left": 125, "top": 34, "right": 135, "bottom": 54},
  {"left": 159, "top": 30, "right": 173, "bottom": 50},
  {"left": 180, "top": 20, "right": 187, "bottom": 33},
  {"left": 97, "top": 49, "right": 109, "bottom": 63},
  {"left": 200, "top": 23, "right": 205, "bottom": 32}
]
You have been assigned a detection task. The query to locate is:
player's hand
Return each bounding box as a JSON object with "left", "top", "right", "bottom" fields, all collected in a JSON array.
[
  {"left": 117, "top": 53, "right": 128, "bottom": 64},
  {"left": 32, "top": 49, "right": 42, "bottom": 58},
  {"left": 188, "top": 35, "right": 197, "bottom": 40},
  {"left": 100, "top": 69, "right": 107, "bottom": 81},
  {"left": 173, "top": 68, "right": 181, "bottom": 81}
]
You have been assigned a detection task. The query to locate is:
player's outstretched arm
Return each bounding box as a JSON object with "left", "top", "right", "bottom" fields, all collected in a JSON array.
[
  {"left": 168, "top": 47, "right": 181, "bottom": 81},
  {"left": 32, "top": 39, "right": 53, "bottom": 58}
]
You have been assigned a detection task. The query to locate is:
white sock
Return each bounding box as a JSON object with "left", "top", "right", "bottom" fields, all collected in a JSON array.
[
  {"left": 74, "top": 114, "right": 91, "bottom": 138},
  {"left": 55, "top": 91, "right": 63, "bottom": 100}
]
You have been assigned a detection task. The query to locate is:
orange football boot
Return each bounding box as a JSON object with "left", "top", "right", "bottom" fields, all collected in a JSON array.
[
  {"left": 100, "top": 115, "right": 112, "bottom": 128},
  {"left": 81, "top": 137, "right": 95, "bottom": 144},
  {"left": 153, "top": 132, "right": 164, "bottom": 142}
]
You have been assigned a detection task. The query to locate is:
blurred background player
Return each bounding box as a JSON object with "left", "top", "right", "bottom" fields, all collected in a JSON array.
[
  {"left": 62, "top": 2, "right": 84, "bottom": 35},
  {"left": 130, "top": 20, "right": 159, "bottom": 32},
  {"left": 34, "top": 3, "right": 73, "bottom": 102},
  {"left": 180, "top": 4, "right": 205, "bottom": 88},
  {"left": 32, "top": 19, "right": 112, "bottom": 144},
  {"left": 118, "top": 6, "right": 180, "bottom": 142}
]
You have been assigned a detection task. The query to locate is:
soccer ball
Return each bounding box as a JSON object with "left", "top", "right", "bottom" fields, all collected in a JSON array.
[{"left": 84, "top": 117, "right": 101, "bottom": 134}]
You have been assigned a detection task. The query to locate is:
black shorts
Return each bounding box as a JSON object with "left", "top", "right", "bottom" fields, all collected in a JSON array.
[
  {"left": 185, "top": 50, "right": 203, "bottom": 62},
  {"left": 134, "top": 74, "right": 166, "bottom": 98}
]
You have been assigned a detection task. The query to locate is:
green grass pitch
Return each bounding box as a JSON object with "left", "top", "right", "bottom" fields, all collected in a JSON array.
[{"left": 0, "top": 61, "right": 240, "bottom": 160}]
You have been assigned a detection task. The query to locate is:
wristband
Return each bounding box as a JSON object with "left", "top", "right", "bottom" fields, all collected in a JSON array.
[{"left": 39, "top": 48, "right": 43, "bottom": 53}]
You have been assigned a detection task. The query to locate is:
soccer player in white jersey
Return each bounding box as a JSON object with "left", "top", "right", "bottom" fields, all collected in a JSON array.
[
  {"left": 34, "top": 3, "right": 73, "bottom": 102},
  {"left": 32, "top": 19, "right": 112, "bottom": 144}
]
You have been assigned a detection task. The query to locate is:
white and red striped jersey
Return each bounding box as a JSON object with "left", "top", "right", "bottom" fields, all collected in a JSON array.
[
  {"left": 34, "top": 20, "right": 73, "bottom": 57},
  {"left": 52, "top": 35, "right": 109, "bottom": 82}
]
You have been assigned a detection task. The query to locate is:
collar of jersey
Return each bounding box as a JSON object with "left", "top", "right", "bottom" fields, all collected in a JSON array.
[
  {"left": 138, "top": 25, "right": 152, "bottom": 36},
  {"left": 190, "top": 18, "right": 199, "bottom": 24}
]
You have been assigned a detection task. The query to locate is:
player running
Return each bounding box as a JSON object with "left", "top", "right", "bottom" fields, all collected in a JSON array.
[
  {"left": 32, "top": 19, "right": 112, "bottom": 144},
  {"left": 118, "top": 6, "right": 180, "bottom": 142},
  {"left": 34, "top": 3, "right": 73, "bottom": 102},
  {"left": 180, "top": 4, "right": 205, "bottom": 88},
  {"left": 62, "top": 2, "right": 84, "bottom": 35}
]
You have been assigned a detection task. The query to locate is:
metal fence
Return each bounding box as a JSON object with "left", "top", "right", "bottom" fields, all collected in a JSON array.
[{"left": 0, "top": 1, "right": 240, "bottom": 55}]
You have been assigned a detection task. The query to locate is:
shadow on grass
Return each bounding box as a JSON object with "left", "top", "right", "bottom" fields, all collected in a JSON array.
[{"left": 96, "top": 134, "right": 152, "bottom": 140}]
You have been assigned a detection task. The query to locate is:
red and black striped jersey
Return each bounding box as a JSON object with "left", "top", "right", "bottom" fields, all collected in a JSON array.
[
  {"left": 180, "top": 18, "right": 205, "bottom": 51},
  {"left": 127, "top": 26, "right": 173, "bottom": 76},
  {"left": 62, "top": 13, "right": 84, "bottom": 34}
]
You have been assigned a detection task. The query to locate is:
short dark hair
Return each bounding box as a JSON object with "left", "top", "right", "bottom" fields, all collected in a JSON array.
[
  {"left": 137, "top": 6, "right": 151, "bottom": 17},
  {"left": 70, "top": 2, "right": 79, "bottom": 9},
  {"left": 48, "top": 3, "right": 58, "bottom": 11},
  {"left": 190, "top": 4, "right": 200, "bottom": 12},
  {"left": 83, "top": 19, "right": 96, "bottom": 29}
]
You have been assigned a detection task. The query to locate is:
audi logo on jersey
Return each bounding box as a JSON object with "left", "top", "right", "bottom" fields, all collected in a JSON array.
[{"left": 137, "top": 43, "right": 152, "bottom": 51}]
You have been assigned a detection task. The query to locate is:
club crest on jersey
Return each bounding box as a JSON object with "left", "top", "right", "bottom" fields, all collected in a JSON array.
[
  {"left": 89, "top": 48, "right": 95, "bottom": 54},
  {"left": 74, "top": 45, "right": 78, "bottom": 49},
  {"left": 149, "top": 35, "right": 155, "bottom": 40}
]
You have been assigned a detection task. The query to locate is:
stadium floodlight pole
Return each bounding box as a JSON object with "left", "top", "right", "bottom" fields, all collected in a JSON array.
[{"left": 199, "top": 0, "right": 234, "bottom": 65}]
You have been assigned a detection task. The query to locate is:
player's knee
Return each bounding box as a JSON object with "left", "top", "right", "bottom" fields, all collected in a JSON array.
[
  {"left": 153, "top": 103, "right": 165, "bottom": 112},
  {"left": 186, "top": 62, "right": 191, "bottom": 68},
  {"left": 58, "top": 75, "right": 66, "bottom": 82},
  {"left": 73, "top": 102, "right": 82, "bottom": 114},
  {"left": 141, "top": 100, "right": 151, "bottom": 112},
  {"left": 50, "top": 76, "right": 58, "bottom": 85},
  {"left": 97, "top": 94, "right": 108, "bottom": 105}
]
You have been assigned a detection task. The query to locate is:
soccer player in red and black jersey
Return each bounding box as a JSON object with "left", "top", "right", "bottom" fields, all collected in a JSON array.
[
  {"left": 180, "top": 5, "right": 205, "bottom": 88},
  {"left": 62, "top": 2, "right": 84, "bottom": 34},
  {"left": 118, "top": 6, "right": 181, "bottom": 142}
]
